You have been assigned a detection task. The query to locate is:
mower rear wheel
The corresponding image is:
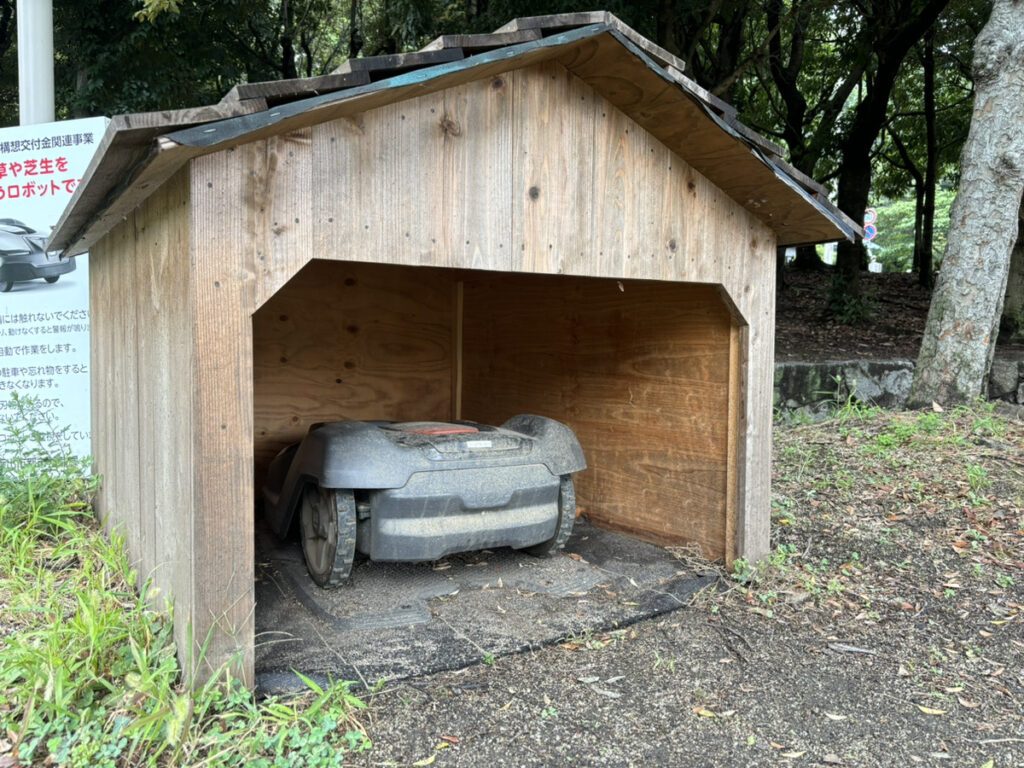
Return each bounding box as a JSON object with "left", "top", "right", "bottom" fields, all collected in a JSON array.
[
  {"left": 300, "top": 484, "right": 357, "bottom": 587},
  {"left": 525, "top": 474, "right": 576, "bottom": 556}
]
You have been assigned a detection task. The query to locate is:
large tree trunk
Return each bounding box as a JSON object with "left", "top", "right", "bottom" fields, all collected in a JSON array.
[{"left": 909, "top": 0, "right": 1024, "bottom": 406}]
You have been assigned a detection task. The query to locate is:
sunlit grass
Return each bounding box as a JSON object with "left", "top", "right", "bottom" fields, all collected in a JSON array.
[{"left": 0, "top": 395, "right": 370, "bottom": 767}]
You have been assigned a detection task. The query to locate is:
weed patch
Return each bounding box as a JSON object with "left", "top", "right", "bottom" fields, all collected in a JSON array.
[{"left": 0, "top": 396, "right": 371, "bottom": 767}]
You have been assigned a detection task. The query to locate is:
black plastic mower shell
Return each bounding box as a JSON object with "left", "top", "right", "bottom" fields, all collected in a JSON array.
[{"left": 261, "top": 414, "right": 586, "bottom": 540}]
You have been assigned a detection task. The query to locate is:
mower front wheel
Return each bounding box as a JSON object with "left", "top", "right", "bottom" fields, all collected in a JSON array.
[{"left": 300, "top": 484, "right": 357, "bottom": 587}]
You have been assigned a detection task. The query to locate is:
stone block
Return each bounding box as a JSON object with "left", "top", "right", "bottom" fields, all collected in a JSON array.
[{"left": 988, "top": 359, "right": 1020, "bottom": 399}]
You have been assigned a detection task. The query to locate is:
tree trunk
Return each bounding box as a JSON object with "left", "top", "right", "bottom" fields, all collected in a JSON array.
[
  {"left": 912, "top": 179, "right": 925, "bottom": 273},
  {"left": 919, "top": 29, "right": 937, "bottom": 288},
  {"left": 792, "top": 244, "right": 824, "bottom": 270},
  {"left": 909, "top": 0, "right": 1024, "bottom": 406},
  {"left": 831, "top": 0, "right": 951, "bottom": 307},
  {"left": 348, "top": 0, "right": 363, "bottom": 59},
  {"left": 280, "top": 0, "right": 297, "bottom": 80}
]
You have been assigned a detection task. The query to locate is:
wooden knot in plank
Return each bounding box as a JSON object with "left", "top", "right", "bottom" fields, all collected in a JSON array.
[{"left": 440, "top": 113, "right": 462, "bottom": 137}]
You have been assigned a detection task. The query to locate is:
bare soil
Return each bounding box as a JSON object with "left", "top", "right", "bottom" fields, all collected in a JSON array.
[
  {"left": 352, "top": 276, "right": 1024, "bottom": 767},
  {"left": 354, "top": 404, "right": 1024, "bottom": 768},
  {"left": 774, "top": 269, "right": 1024, "bottom": 362}
]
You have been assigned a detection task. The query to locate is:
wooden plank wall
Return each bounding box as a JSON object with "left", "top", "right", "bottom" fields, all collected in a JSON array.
[
  {"left": 299, "top": 60, "right": 775, "bottom": 559},
  {"left": 252, "top": 260, "right": 456, "bottom": 487},
  {"left": 89, "top": 168, "right": 195, "bottom": 666},
  {"left": 88, "top": 55, "right": 779, "bottom": 690},
  {"left": 461, "top": 275, "right": 734, "bottom": 559}
]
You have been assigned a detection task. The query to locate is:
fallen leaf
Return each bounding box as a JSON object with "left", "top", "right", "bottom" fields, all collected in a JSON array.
[
  {"left": 770, "top": 742, "right": 786, "bottom": 749},
  {"left": 917, "top": 705, "right": 946, "bottom": 716},
  {"left": 440, "top": 736, "right": 459, "bottom": 744},
  {"left": 412, "top": 754, "right": 437, "bottom": 766},
  {"left": 824, "top": 712, "right": 847, "bottom": 721},
  {"left": 693, "top": 706, "right": 717, "bottom": 718},
  {"left": 592, "top": 688, "right": 622, "bottom": 699},
  {"left": 605, "top": 675, "right": 625, "bottom": 684},
  {"left": 434, "top": 743, "right": 450, "bottom": 751},
  {"left": 497, "top": 699, "right": 514, "bottom": 711},
  {"left": 932, "top": 401, "right": 944, "bottom": 412},
  {"left": 823, "top": 755, "right": 844, "bottom": 765},
  {"left": 782, "top": 750, "right": 807, "bottom": 758},
  {"left": 957, "top": 696, "right": 979, "bottom": 708},
  {"left": 978, "top": 760, "right": 994, "bottom": 768}
]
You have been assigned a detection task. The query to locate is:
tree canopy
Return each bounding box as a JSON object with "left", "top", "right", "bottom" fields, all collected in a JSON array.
[{"left": 0, "top": 0, "right": 993, "bottom": 310}]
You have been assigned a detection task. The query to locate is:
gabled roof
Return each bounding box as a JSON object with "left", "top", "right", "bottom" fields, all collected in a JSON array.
[{"left": 50, "top": 12, "right": 860, "bottom": 256}]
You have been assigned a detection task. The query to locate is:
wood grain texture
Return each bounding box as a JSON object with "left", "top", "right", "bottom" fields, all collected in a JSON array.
[
  {"left": 461, "top": 274, "right": 734, "bottom": 559},
  {"left": 300, "top": 61, "right": 776, "bottom": 560},
  {"left": 512, "top": 61, "right": 594, "bottom": 275},
  {"left": 189, "top": 149, "right": 256, "bottom": 685},
  {"left": 252, "top": 260, "right": 455, "bottom": 486},
  {"left": 421, "top": 30, "right": 542, "bottom": 52},
  {"left": 51, "top": 100, "right": 267, "bottom": 256},
  {"left": 253, "top": 129, "right": 315, "bottom": 309},
  {"left": 312, "top": 74, "right": 514, "bottom": 272},
  {"left": 132, "top": 169, "right": 194, "bottom": 624},
  {"left": 221, "top": 72, "right": 370, "bottom": 105},
  {"left": 54, "top": 29, "right": 856, "bottom": 261},
  {"left": 88, "top": 171, "right": 195, "bottom": 646},
  {"left": 332, "top": 48, "right": 464, "bottom": 77},
  {"left": 556, "top": 34, "right": 850, "bottom": 246},
  {"left": 83, "top": 56, "right": 783, "bottom": 692},
  {"left": 106, "top": 213, "right": 142, "bottom": 567},
  {"left": 495, "top": 12, "right": 690, "bottom": 77}
]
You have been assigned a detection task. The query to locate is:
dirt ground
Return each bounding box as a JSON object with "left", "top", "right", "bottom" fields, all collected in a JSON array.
[
  {"left": 774, "top": 269, "right": 1024, "bottom": 362},
  {"left": 350, "top": 273, "right": 1024, "bottom": 768}
]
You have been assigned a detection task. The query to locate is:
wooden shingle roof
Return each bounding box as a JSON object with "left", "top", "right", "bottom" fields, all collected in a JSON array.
[{"left": 50, "top": 12, "right": 860, "bottom": 256}]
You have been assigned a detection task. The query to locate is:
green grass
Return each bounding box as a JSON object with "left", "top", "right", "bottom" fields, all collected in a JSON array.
[{"left": 0, "top": 395, "right": 371, "bottom": 767}]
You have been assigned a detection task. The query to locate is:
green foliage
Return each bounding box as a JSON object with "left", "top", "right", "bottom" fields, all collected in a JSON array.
[
  {"left": 0, "top": 395, "right": 370, "bottom": 767},
  {"left": 828, "top": 272, "right": 876, "bottom": 324},
  {"left": 868, "top": 189, "right": 957, "bottom": 273}
]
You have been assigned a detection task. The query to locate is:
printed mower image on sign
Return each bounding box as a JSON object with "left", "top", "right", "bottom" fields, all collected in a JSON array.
[
  {"left": 0, "top": 219, "right": 75, "bottom": 292},
  {"left": 262, "top": 415, "right": 586, "bottom": 586}
]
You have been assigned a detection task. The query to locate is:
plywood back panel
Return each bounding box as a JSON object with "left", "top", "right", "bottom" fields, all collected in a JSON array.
[
  {"left": 252, "top": 260, "right": 456, "bottom": 486},
  {"left": 460, "top": 273, "right": 735, "bottom": 559}
]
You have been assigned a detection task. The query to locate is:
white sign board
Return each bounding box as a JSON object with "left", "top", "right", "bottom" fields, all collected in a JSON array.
[{"left": 0, "top": 117, "right": 108, "bottom": 456}]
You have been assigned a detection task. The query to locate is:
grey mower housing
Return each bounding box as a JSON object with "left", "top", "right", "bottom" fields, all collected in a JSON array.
[{"left": 262, "top": 414, "right": 586, "bottom": 574}]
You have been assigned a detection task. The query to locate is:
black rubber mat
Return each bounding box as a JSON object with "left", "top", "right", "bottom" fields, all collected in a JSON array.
[{"left": 254, "top": 519, "right": 716, "bottom": 694}]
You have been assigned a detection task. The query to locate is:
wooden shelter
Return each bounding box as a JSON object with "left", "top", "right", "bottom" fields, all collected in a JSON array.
[{"left": 50, "top": 13, "right": 859, "bottom": 684}]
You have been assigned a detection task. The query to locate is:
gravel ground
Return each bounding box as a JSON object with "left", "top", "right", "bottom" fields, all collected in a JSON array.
[{"left": 350, "top": 404, "right": 1024, "bottom": 768}]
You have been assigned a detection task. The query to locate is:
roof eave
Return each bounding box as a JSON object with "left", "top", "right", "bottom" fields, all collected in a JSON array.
[{"left": 51, "top": 22, "right": 859, "bottom": 257}]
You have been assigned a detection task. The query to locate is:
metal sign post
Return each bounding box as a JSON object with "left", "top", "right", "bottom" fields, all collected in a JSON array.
[{"left": 17, "top": 0, "right": 55, "bottom": 125}]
